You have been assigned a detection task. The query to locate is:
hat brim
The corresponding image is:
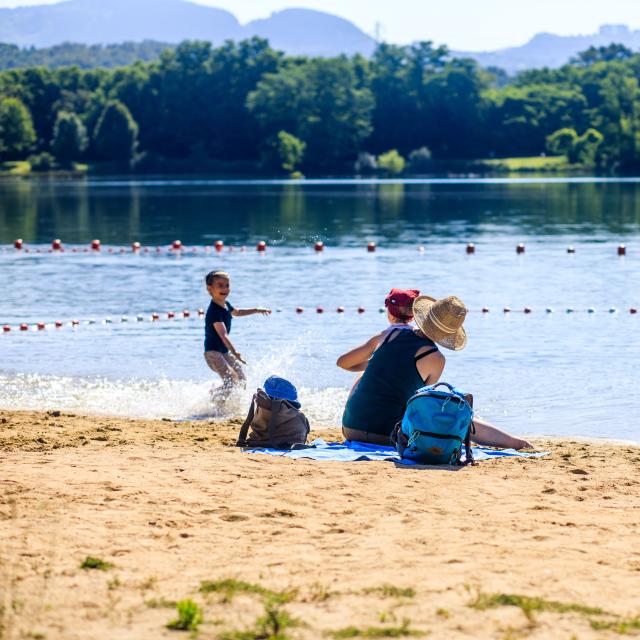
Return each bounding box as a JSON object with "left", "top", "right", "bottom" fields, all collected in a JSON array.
[{"left": 413, "top": 296, "right": 467, "bottom": 351}]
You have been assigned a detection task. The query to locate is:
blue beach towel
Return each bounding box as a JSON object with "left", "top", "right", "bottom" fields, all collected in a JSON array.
[{"left": 244, "top": 439, "right": 548, "bottom": 464}]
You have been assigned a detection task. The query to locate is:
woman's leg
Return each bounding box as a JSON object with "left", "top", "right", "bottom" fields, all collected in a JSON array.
[{"left": 471, "top": 416, "right": 532, "bottom": 450}]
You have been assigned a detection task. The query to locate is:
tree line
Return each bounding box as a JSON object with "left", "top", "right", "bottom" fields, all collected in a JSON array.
[{"left": 0, "top": 39, "right": 638, "bottom": 173}]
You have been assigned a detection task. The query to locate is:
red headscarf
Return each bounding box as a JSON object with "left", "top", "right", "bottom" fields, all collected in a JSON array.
[{"left": 384, "top": 289, "right": 420, "bottom": 321}]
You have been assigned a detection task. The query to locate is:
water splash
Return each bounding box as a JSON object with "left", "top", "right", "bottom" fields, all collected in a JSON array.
[{"left": 0, "top": 371, "right": 347, "bottom": 426}]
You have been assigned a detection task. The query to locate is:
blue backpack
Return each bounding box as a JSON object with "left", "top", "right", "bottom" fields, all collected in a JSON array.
[{"left": 391, "top": 382, "right": 475, "bottom": 466}]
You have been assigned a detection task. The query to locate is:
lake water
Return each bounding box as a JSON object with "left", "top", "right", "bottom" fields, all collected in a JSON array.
[{"left": 1, "top": 177, "right": 639, "bottom": 441}]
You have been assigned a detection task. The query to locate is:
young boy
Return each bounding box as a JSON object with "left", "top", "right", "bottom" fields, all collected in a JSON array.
[{"left": 204, "top": 270, "right": 271, "bottom": 394}]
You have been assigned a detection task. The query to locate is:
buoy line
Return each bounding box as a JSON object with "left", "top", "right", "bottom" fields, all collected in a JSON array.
[
  {"left": 0, "top": 239, "right": 631, "bottom": 256},
  {"left": 2, "top": 306, "right": 638, "bottom": 334}
]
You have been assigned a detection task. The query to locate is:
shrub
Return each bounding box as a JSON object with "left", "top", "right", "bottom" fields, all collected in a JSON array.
[
  {"left": 377, "top": 149, "right": 405, "bottom": 175},
  {"left": 28, "top": 152, "right": 55, "bottom": 172},
  {"left": 408, "top": 147, "right": 433, "bottom": 173}
]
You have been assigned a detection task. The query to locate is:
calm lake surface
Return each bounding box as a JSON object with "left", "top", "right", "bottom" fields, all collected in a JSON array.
[{"left": 1, "top": 177, "right": 639, "bottom": 440}]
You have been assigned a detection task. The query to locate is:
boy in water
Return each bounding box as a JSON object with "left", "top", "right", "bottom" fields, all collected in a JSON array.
[{"left": 204, "top": 270, "right": 271, "bottom": 395}]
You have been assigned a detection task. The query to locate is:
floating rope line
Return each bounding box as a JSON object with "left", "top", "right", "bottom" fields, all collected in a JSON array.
[
  {"left": 0, "top": 239, "right": 632, "bottom": 256},
  {"left": 2, "top": 306, "right": 638, "bottom": 334}
]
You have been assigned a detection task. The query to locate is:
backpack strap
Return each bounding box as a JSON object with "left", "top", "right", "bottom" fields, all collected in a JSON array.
[
  {"left": 266, "top": 398, "right": 283, "bottom": 447},
  {"left": 235, "top": 394, "right": 257, "bottom": 447}
]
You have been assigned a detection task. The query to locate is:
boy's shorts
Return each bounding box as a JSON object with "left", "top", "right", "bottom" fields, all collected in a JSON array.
[{"left": 204, "top": 350, "right": 245, "bottom": 382}]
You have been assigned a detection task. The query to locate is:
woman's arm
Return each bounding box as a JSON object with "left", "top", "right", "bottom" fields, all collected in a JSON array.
[
  {"left": 231, "top": 307, "right": 271, "bottom": 317},
  {"left": 336, "top": 334, "right": 382, "bottom": 372},
  {"left": 416, "top": 349, "right": 446, "bottom": 384}
]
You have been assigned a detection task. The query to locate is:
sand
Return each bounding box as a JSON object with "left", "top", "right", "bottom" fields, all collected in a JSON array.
[{"left": 1, "top": 409, "right": 640, "bottom": 639}]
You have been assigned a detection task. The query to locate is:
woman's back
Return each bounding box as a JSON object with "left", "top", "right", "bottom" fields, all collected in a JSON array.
[{"left": 342, "top": 330, "right": 437, "bottom": 437}]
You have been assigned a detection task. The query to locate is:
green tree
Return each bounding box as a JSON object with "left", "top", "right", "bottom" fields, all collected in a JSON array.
[
  {"left": 271, "top": 130, "right": 305, "bottom": 173},
  {"left": 546, "top": 128, "right": 578, "bottom": 156},
  {"left": 377, "top": 149, "right": 405, "bottom": 174},
  {"left": 571, "top": 128, "right": 604, "bottom": 164},
  {"left": 93, "top": 99, "right": 138, "bottom": 163},
  {"left": 51, "top": 111, "right": 88, "bottom": 166},
  {"left": 0, "top": 96, "right": 36, "bottom": 158}
]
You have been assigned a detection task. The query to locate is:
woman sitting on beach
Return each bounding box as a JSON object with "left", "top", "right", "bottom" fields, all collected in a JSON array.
[{"left": 337, "top": 290, "right": 531, "bottom": 449}]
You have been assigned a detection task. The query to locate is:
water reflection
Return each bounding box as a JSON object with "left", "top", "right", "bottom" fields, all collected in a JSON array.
[{"left": 1, "top": 178, "right": 639, "bottom": 246}]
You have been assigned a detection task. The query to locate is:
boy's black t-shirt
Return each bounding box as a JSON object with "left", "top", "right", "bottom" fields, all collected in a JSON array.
[{"left": 204, "top": 301, "right": 235, "bottom": 353}]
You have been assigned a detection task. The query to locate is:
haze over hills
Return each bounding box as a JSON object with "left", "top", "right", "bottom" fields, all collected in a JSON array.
[
  {"left": 0, "top": 0, "right": 377, "bottom": 57},
  {"left": 0, "top": 0, "right": 638, "bottom": 70},
  {"left": 458, "top": 25, "right": 640, "bottom": 73}
]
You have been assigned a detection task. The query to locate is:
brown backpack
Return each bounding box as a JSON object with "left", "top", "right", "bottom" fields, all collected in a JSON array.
[{"left": 236, "top": 389, "right": 310, "bottom": 449}]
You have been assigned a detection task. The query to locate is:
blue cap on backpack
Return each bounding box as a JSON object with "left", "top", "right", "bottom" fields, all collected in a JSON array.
[{"left": 263, "top": 376, "right": 301, "bottom": 408}]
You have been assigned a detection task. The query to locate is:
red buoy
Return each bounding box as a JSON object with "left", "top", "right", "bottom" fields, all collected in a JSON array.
[
  {"left": 197, "top": 308, "right": 205, "bottom": 316},
  {"left": 172, "top": 240, "right": 182, "bottom": 251},
  {"left": 14, "top": 239, "right": 23, "bottom": 250},
  {"left": 524, "top": 307, "right": 532, "bottom": 314},
  {"left": 91, "top": 239, "right": 101, "bottom": 251},
  {"left": 296, "top": 307, "right": 304, "bottom": 313},
  {"left": 482, "top": 307, "right": 490, "bottom": 313},
  {"left": 71, "top": 319, "right": 79, "bottom": 326},
  {"left": 215, "top": 240, "right": 224, "bottom": 252},
  {"left": 316, "top": 307, "right": 324, "bottom": 313},
  {"left": 257, "top": 241, "right": 267, "bottom": 252},
  {"left": 367, "top": 242, "right": 376, "bottom": 253},
  {"left": 3, "top": 325, "right": 11, "bottom": 332},
  {"left": 503, "top": 307, "right": 511, "bottom": 313},
  {"left": 52, "top": 239, "right": 62, "bottom": 251},
  {"left": 167, "top": 311, "right": 175, "bottom": 319},
  {"left": 357, "top": 307, "right": 366, "bottom": 314},
  {"left": 337, "top": 307, "right": 345, "bottom": 313},
  {"left": 618, "top": 244, "right": 626, "bottom": 256},
  {"left": 37, "top": 322, "right": 45, "bottom": 330},
  {"left": 183, "top": 310, "right": 190, "bottom": 318},
  {"left": 151, "top": 313, "right": 159, "bottom": 321},
  {"left": 314, "top": 241, "right": 324, "bottom": 252},
  {"left": 631, "top": 308, "right": 638, "bottom": 315},
  {"left": 567, "top": 246, "right": 575, "bottom": 254},
  {"left": 466, "top": 242, "right": 475, "bottom": 254},
  {"left": 132, "top": 242, "right": 141, "bottom": 252},
  {"left": 55, "top": 321, "right": 63, "bottom": 328},
  {"left": 20, "top": 323, "right": 28, "bottom": 331},
  {"left": 516, "top": 243, "right": 525, "bottom": 254}
]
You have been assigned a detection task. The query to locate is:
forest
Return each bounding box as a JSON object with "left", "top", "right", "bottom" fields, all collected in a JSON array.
[{"left": 0, "top": 39, "right": 637, "bottom": 174}]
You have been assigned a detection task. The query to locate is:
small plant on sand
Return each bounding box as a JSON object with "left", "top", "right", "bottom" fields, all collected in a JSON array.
[
  {"left": 146, "top": 598, "right": 177, "bottom": 609},
  {"left": 435, "top": 608, "right": 449, "bottom": 619},
  {"left": 330, "top": 619, "right": 425, "bottom": 638},
  {"left": 364, "top": 585, "right": 415, "bottom": 599},
  {"left": 199, "top": 578, "right": 294, "bottom": 604},
  {"left": 469, "top": 592, "right": 606, "bottom": 622},
  {"left": 166, "top": 599, "right": 203, "bottom": 631},
  {"left": 80, "top": 556, "right": 113, "bottom": 571},
  {"left": 590, "top": 616, "right": 640, "bottom": 634},
  {"left": 220, "top": 598, "right": 299, "bottom": 639}
]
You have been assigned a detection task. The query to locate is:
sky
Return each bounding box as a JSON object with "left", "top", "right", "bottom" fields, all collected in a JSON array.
[{"left": 0, "top": 0, "right": 639, "bottom": 50}]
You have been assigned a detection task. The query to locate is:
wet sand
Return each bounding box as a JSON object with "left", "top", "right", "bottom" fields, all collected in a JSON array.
[{"left": 1, "top": 409, "right": 639, "bottom": 639}]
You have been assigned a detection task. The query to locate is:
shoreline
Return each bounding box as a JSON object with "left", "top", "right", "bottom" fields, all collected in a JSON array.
[{"left": 2, "top": 409, "right": 640, "bottom": 639}]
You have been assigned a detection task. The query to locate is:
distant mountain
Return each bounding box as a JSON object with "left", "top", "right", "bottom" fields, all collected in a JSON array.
[
  {"left": 246, "top": 9, "right": 375, "bottom": 57},
  {"left": 0, "top": 0, "right": 376, "bottom": 57},
  {"left": 458, "top": 25, "right": 640, "bottom": 73}
]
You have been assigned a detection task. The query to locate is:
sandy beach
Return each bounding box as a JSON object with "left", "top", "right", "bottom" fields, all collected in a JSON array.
[{"left": 1, "top": 409, "right": 640, "bottom": 639}]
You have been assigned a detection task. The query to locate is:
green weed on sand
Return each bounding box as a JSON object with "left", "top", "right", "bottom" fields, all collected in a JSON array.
[
  {"left": 363, "top": 586, "right": 416, "bottom": 599},
  {"left": 166, "top": 599, "right": 203, "bottom": 631},
  {"left": 199, "top": 578, "right": 295, "bottom": 604},
  {"left": 469, "top": 592, "right": 605, "bottom": 622},
  {"left": 80, "top": 556, "right": 113, "bottom": 571},
  {"left": 220, "top": 599, "right": 299, "bottom": 639},
  {"left": 330, "top": 619, "right": 425, "bottom": 638}
]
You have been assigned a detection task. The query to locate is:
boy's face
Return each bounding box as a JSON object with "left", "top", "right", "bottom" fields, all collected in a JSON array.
[{"left": 207, "top": 277, "right": 230, "bottom": 301}]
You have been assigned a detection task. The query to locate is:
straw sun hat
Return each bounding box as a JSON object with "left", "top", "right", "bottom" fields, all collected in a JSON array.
[{"left": 412, "top": 295, "right": 468, "bottom": 351}]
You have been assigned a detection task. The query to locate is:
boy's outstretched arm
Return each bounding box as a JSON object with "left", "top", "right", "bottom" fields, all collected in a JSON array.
[{"left": 231, "top": 307, "right": 271, "bottom": 317}]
